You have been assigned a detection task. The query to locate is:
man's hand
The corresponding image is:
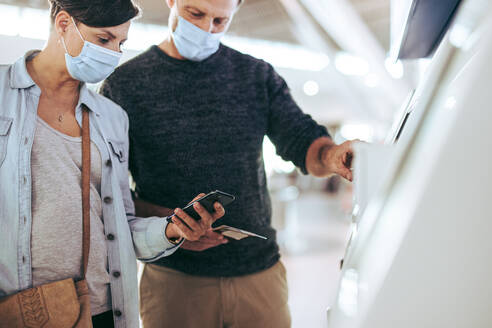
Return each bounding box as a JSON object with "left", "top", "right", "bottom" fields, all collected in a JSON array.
[
  {"left": 181, "top": 230, "right": 228, "bottom": 251},
  {"left": 306, "top": 137, "right": 356, "bottom": 181},
  {"left": 322, "top": 140, "right": 354, "bottom": 181}
]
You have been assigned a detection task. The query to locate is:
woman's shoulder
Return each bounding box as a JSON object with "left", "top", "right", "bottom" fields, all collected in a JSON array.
[
  {"left": 0, "top": 63, "right": 16, "bottom": 90},
  {"left": 86, "top": 88, "right": 130, "bottom": 131},
  {"left": 88, "top": 88, "right": 127, "bottom": 114},
  {"left": 0, "top": 63, "right": 19, "bottom": 117}
]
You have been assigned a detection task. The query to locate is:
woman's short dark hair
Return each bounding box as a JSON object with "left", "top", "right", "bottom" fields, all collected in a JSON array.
[{"left": 49, "top": 0, "right": 140, "bottom": 28}]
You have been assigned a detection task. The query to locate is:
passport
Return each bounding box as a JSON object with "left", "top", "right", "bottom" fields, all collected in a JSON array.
[{"left": 213, "top": 225, "right": 267, "bottom": 241}]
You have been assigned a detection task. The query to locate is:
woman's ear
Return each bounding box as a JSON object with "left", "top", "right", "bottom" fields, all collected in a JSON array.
[
  {"left": 166, "top": 0, "right": 175, "bottom": 10},
  {"left": 54, "top": 10, "right": 72, "bottom": 36}
]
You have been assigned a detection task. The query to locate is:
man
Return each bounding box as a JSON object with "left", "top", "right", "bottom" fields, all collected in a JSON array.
[{"left": 101, "top": 0, "right": 354, "bottom": 326}]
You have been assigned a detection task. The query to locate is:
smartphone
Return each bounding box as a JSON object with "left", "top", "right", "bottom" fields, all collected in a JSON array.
[{"left": 167, "top": 190, "right": 235, "bottom": 222}]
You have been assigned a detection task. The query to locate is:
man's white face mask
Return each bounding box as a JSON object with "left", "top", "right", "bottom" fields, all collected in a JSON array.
[{"left": 171, "top": 15, "right": 226, "bottom": 62}]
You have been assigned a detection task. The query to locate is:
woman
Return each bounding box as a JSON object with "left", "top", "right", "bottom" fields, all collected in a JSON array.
[{"left": 0, "top": 0, "right": 225, "bottom": 327}]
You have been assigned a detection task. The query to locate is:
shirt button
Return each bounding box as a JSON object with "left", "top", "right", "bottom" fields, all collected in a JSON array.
[
  {"left": 106, "top": 159, "right": 112, "bottom": 167},
  {"left": 23, "top": 176, "right": 27, "bottom": 184},
  {"left": 104, "top": 197, "right": 113, "bottom": 204},
  {"left": 24, "top": 138, "right": 29, "bottom": 145},
  {"left": 114, "top": 310, "right": 122, "bottom": 317},
  {"left": 107, "top": 234, "right": 115, "bottom": 241},
  {"left": 112, "top": 271, "right": 121, "bottom": 278},
  {"left": 22, "top": 256, "right": 26, "bottom": 263},
  {"left": 23, "top": 216, "right": 27, "bottom": 224}
]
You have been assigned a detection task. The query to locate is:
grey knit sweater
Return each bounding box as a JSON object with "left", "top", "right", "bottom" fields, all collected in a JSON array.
[{"left": 100, "top": 44, "right": 329, "bottom": 277}]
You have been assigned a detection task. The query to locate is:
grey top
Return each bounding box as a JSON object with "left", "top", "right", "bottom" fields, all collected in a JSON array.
[
  {"left": 101, "top": 44, "right": 329, "bottom": 277},
  {"left": 31, "top": 116, "right": 111, "bottom": 315}
]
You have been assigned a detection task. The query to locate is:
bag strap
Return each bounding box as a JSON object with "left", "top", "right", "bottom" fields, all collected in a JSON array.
[{"left": 81, "top": 105, "right": 91, "bottom": 279}]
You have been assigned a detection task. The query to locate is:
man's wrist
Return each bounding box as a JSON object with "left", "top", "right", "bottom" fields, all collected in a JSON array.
[{"left": 319, "top": 143, "right": 335, "bottom": 168}]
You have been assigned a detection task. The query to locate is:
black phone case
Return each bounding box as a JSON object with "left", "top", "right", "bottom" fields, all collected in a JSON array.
[{"left": 181, "top": 190, "right": 235, "bottom": 221}]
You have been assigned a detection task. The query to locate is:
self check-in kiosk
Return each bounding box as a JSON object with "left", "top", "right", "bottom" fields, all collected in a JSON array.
[{"left": 329, "top": 0, "right": 492, "bottom": 327}]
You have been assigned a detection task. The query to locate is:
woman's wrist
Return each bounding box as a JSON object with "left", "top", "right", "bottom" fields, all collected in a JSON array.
[{"left": 165, "top": 220, "right": 183, "bottom": 244}]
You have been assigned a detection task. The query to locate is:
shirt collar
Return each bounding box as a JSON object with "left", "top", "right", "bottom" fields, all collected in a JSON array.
[
  {"left": 9, "top": 50, "right": 37, "bottom": 90},
  {"left": 9, "top": 50, "right": 102, "bottom": 117},
  {"left": 78, "top": 84, "right": 102, "bottom": 117}
]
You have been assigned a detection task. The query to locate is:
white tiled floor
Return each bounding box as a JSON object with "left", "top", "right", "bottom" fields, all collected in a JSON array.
[{"left": 277, "top": 192, "right": 351, "bottom": 328}]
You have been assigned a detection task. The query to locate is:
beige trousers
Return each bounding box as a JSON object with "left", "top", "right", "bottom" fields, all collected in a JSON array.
[{"left": 139, "top": 261, "right": 291, "bottom": 328}]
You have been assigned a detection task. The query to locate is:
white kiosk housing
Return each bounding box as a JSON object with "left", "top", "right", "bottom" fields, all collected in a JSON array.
[{"left": 329, "top": 0, "right": 492, "bottom": 327}]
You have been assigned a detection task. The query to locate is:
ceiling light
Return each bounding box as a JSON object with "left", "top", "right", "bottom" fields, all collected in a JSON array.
[
  {"left": 385, "top": 58, "right": 404, "bottom": 79},
  {"left": 223, "top": 36, "right": 330, "bottom": 72},
  {"left": 0, "top": 4, "right": 20, "bottom": 36},
  {"left": 335, "top": 52, "right": 369, "bottom": 76},
  {"left": 340, "top": 123, "right": 374, "bottom": 142},
  {"left": 364, "top": 73, "right": 379, "bottom": 88},
  {"left": 303, "top": 80, "right": 319, "bottom": 96}
]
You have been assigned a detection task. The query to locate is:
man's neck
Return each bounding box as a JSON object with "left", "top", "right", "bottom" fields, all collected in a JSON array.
[{"left": 157, "top": 34, "right": 186, "bottom": 61}]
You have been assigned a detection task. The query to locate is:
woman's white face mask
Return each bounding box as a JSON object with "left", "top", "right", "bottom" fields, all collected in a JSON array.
[{"left": 61, "top": 17, "right": 122, "bottom": 83}]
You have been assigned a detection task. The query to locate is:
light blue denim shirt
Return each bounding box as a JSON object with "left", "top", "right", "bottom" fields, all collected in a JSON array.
[{"left": 0, "top": 51, "right": 181, "bottom": 327}]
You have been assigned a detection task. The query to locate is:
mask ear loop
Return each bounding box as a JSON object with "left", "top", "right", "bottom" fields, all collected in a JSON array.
[
  {"left": 70, "top": 16, "right": 85, "bottom": 42},
  {"left": 60, "top": 17, "right": 85, "bottom": 55},
  {"left": 60, "top": 36, "right": 69, "bottom": 54}
]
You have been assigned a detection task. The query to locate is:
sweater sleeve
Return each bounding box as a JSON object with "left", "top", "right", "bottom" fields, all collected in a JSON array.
[{"left": 265, "top": 64, "right": 330, "bottom": 174}]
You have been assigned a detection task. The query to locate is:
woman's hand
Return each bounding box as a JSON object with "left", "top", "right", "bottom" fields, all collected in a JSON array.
[{"left": 165, "top": 193, "right": 225, "bottom": 243}]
